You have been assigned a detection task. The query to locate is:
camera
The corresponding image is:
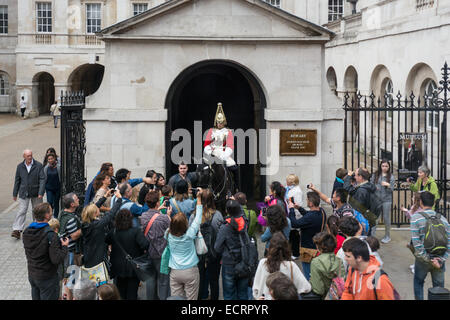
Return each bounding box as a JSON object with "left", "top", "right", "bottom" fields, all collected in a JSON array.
[
  {"left": 306, "top": 184, "right": 311, "bottom": 189},
  {"left": 262, "top": 207, "right": 268, "bottom": 216},
  {"left": 192, "top": 187, "right": 201, "bottom": 198},
  {"left": 163, "top": 199, "right": 170, "bottom": 207},
  {"left": 59, "top": 231, "right": 70, "bottom": 241},
  {"left": 290, "top": 197, "right": 295, "bottom": 203},
  {"left": 408, "top": 176, "right": 415, "bottom": 183}
]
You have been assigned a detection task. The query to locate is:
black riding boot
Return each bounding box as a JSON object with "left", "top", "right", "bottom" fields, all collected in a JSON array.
[{"left": 228, "top": 165, "right": 239, "bottom": 192}]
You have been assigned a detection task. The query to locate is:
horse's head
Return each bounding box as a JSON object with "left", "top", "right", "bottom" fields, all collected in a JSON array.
[{"left": 195, "top": 163, "right": 212, "bottom": 188}]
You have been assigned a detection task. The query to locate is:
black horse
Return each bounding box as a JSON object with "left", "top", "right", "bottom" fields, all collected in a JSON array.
[{"left": 193, "top": 158, "right": 237, "bottom": 215}]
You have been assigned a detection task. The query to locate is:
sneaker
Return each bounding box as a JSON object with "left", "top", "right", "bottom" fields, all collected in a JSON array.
[
  {"left": 409, "top": 264, "right": 415, "bottom": 274},
  {"left": 381, "top": 236, "right": 391, "bottom": 244},
  {"left": 11, "top": 230, "right": 21, "bottom": 239}
]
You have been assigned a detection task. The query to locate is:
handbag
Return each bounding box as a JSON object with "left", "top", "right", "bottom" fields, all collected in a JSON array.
[
  {"left": 299, "top": 208, "right": 326, "bottom": 263},
  {"left": 195, "top": 229, "right": 208, "bottom": 255},
  {"left": 160, "top": 238, "right": 171, "bottom": 275},
  {"left": 113, "top": 214, "right": 159, "bottom": 282},
  {"left": 325, "top": 257, "right": 345, "bottom": 300}
]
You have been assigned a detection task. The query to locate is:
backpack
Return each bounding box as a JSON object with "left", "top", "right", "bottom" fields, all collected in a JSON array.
[
  {"left": 419, "top": 211, "right": 448, "bottom": 257},
  {"left": 353, "top": 210, "right": 370, "bottom": 236},
  {"left": 372, "top": 269, "right": 401, "bottom": 300},
  {"left": 227, "top": 222, "right": 258, "bottom": 279},
  {"left": 200, "top": 218, "right": 218, "bottom": 259},
  {"left": 367, "top": 189, "right": 383, "bottom": 219},
  {"left": 324, "top": 256, "right": 345, "bottom": 300}
]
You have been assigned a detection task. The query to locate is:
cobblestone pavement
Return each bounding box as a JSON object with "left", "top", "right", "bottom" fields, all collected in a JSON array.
[{"left": 0, "top": 114, "right": 449, "bottom": 300}]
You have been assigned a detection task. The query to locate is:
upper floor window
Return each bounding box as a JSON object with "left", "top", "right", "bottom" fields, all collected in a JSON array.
[
  {"left": 86, "top": 3, "right": 102, "bottom": 34},
  {"left": 36, "top": 2, "right": 52, "bottom": 33},
  {"left": 0, "top": 73, "right": 9, "bottom": 96},
  {"left": 264, "top": 0, "right": 281, "bottom": 8},
  {"left": 133, "top": 3, "right": 148, "bottom": 16},
  {"left": 328, "top": 0, "right": 343, "bottom": 22},
  {"left": 0, "top": 6, "right": 8, "bottom": 34},
  {"left": 384, "top": 79, "right": 394, "bottom": 119}
]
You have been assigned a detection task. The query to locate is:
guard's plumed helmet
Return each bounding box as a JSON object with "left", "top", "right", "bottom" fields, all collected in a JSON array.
[{"left": 214, "top": 102, "right": 227, "bottom": 128}]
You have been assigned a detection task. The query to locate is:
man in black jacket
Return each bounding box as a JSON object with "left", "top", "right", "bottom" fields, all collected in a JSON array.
[
  {"left": 12, "top": 149, "right": 45, "bottom": 239},
  {"left": 343, "top": 168, "right": 377, "bottom": 231},
  {"left": 22, "top": 202, "right": 69, "bottom": 300}
]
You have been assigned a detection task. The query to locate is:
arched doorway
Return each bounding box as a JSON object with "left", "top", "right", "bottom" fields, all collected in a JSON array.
[
  {"left": 68, "top": 63, "right": 105, "bottom": 96},
  {"left": 165, "top": 60, "right": 267, "bottom": 201},
  {"left": 32, "top": 72, "right": 55, "bottom": 115}
]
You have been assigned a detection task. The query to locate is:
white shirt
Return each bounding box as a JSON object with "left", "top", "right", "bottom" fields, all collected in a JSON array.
[
  {"left": 20, "top": 100, "right": 27, "bottom": 109},
  {"left": 25, "top": 159, "right": 34, "bottom": 173},
  {"left": 252, "top": 258, "right": 311, "bottom": 300}
]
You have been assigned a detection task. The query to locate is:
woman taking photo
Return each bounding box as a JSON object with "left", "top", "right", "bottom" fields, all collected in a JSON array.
[
  {"left": 105, "top": 209, "right": 149, "bottom": 300},
  {"left": 370, "top": 159, "right": 395, "bottom": 243},
  {"left": 189, "top": 188, "right": 224, "bottom": 300},
  {"left": 258, "top": 181, "right": 288, "bottom": 227},
  {"left": 92, "top": 173, "right": 112, "bottom": 213},
  {"left": 260, "top": 205, "right": 291, "bottom": 256},
  {"left": 253, "top": 232, "right": 311, "bottom": 300},
  {"left": 165, "top": 188, "right": 204, "bottom": 300},
  {"left": 408, "top": 165, "right": 440, "bottom": 210},
  {"left": 81, "top": 190, "right": 123, "bottom": 270}
]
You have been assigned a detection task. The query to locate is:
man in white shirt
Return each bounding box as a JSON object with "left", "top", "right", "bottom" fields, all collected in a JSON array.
[
  {"left": 12, "top": 149, "right": 45, "bottom": 239},
  {"left": 19, "top": 96, "right": 27, "bottom": 118}
]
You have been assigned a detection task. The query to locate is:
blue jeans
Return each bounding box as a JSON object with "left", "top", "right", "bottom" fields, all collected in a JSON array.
[
  {"left": 46, "top": 189, "right": 60, "bottom": 218},
  {"left": 302, "top": 262, "right": 311, "bottom": 281},
  {"left": 414, "top": 258, "right": 446, "bottom": 300},
  {"left": 145, "top": 258, "right": 170, "bottom": 300},
  {"left": 221, "top": 264, "right": 249, "bottom": 300}
]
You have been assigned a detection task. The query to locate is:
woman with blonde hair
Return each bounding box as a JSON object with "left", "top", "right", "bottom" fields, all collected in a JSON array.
[
  {"left": 189, "top": 188, "right": 224, "bottom": 300},
  {"left": 165, "top": 188, "right": 204, "bottom": 300},
  {"left": 285, "top": 174, "right": 303, "bottom": 259},
  {"left": 81, "top": 190, "right": 123, "bottom": 269}
]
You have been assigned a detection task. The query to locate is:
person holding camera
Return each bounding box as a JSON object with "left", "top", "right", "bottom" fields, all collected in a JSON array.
[
  {"left": 408, "top": 165, "right": 440, "bottom": 211},
  {"left": 169, "top": 180, "right": 196, "bottom": 220},
  {"left": 92, "top": 172, "right": 114, "bottom": 213},
  {"left": 23, "top": 203, "right": 69, "bottom": 300},
  {"left": 140, "top": 190, "right": 172, "bottom": 300},
  {"left": 287, "top": 191, "right": 326, "bottom": 281}
]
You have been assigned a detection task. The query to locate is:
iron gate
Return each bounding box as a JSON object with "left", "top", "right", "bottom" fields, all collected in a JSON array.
[
  {"left": 60, "top": 91, "right": 86, "bottom": 212},
  {"left": 343, "top": 63, "right": 449, "bottom": 226}
]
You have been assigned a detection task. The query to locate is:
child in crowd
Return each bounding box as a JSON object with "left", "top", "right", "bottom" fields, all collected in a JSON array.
[
  {"left": 98, "top": 283, "right": 121, "bottom": 300},
  {"left": 48, "top": 218, "right": 66, "bottom": 299},
  {"left": 265, "top": 272, "right": 299, "bottom": 300},
  {"left": 332, "top": 168, "right": 348, "bottom": 198},
  {"left": 366, "top": 236, "right": 383, "bottom": 268},
  {"left": 160, "top": 185, "right": 173, "bottom": 215},
  {"left": 400, "top": 192, "right": 422, "bottom": 274}
]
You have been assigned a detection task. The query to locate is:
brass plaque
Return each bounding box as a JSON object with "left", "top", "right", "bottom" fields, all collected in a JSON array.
[{"left": 280, "top": 129, "right": 317, "bottom": 156}]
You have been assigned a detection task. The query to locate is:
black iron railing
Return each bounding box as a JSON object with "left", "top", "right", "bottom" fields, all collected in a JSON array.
[
  {"left": 343, "top": 63, "right": 449, "bottom": 226},
  {"left": 60, "top": 91, "right": 86, "bottom": 212}
]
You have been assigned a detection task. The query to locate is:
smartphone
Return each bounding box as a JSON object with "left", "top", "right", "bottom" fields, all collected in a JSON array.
[
  {"left": 290, "top": 197, "right": 295, "bottom": 203},
  {"left": 164, "top": 200, "right": 170, "bottom": 207}
]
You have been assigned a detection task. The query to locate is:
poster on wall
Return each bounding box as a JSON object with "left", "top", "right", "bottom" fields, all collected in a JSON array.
[{"left": 398, "top": 132, "right": 427, "bottom": 181}]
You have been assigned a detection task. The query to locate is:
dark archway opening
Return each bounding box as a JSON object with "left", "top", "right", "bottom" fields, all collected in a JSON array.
[
  {"left": 33, "top": 72, "right": 55, "bottom": 115},
  {"left": 165, "top": 60, "right": 267, "bottom": 202},
  {"left": 68, "top": 64, "right": 105, "bottom": 96}
]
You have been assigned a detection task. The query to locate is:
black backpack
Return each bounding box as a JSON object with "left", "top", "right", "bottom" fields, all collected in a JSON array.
[
  {"left": 232, "top": 228, "right": 259, "bottom": 280},
  {"left": 367, "top": 189, "right": 383, "bottom": 219},
  {"left": 200, "top": 219, "right": 219, "bottom": 259}
]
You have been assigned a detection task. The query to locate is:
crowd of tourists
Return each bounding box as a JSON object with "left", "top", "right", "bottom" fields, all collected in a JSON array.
[{"left": 12, "top": 148, "right": 450, "bottom": 300}]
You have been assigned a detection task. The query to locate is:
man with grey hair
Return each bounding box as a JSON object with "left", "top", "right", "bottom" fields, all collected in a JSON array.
[
  {"left": 73, "top": 279, "right": 98, "bottom": 300},
  {"left": 12, "top": 149, "right": 45, "bottom": 239}
]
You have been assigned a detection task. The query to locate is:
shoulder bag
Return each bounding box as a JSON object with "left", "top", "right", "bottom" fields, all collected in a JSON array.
[
  {"left": 299, "top": 208, "right": 326, "bottom": 263},
  {"left": 114, "top": 214, "right": 159, "bottom": 282}
]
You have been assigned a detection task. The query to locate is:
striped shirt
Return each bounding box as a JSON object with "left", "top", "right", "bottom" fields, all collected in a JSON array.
[
  {"left": 410, "top": 209, "right": 450, "bottom": 262},
  {"left": 65, "top": 217, "right": 79, "bottom": 252}
]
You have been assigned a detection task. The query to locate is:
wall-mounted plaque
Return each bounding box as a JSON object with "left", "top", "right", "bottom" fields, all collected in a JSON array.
[{"left": 280, "top": 129, "right": 317, "bottom": 156}]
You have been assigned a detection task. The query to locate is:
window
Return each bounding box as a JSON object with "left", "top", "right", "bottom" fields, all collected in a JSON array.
[
  {"left": 0, "top": 73, "right": 9, "bottom": 95},
  {"left": 36, "top": 2, "right": 52, "bottom": 33},
  {"left": 0, "top": 6, "right": 8, "bottom": 34},
  {"left": 133, "top": 3, "right": 148, "bottom": 16},
  {"left": 264, "top": 0, "right": 281, "bottom": 8},
  {"left": 86, "top": 3, "right": 102, "bottom": 34},
  {"left": 425, "top": 80, "right": 439, "bottom": 129},
  {"left": 328, "top": 0, "right": 343, "bottom": 22}
]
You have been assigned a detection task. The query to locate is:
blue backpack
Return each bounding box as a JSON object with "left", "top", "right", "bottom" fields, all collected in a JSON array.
[{"left": 353, "top": 210, "right": 370, "bottom": 236}]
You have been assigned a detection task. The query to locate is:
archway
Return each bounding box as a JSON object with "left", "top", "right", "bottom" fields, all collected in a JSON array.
[
  {"left": 165, "top": 60, "right": 267, "bottom": 201},
  {"left": 326, "top": 67, "right": 337, "bottom": 96},
  {"left": 68, "top": 63, "right": 105, "bottom": 96},
  {"left": 32, "top": 72, "right": 55, "bottom": 114}
]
